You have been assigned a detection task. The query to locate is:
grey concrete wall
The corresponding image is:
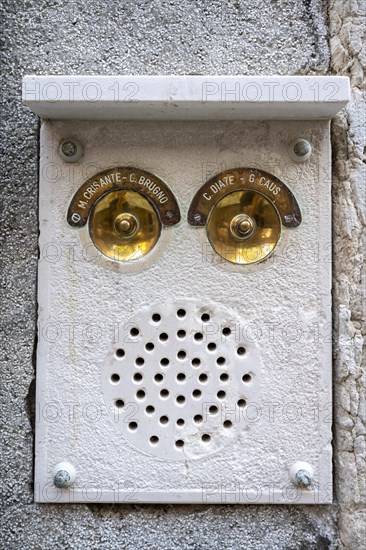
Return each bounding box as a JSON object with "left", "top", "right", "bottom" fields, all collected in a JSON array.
[{"left": 1, "top": 0, "right": 364, "bottom": 548}]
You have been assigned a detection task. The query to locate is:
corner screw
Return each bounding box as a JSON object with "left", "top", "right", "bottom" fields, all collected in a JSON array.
[
  {"left": 290, "top": 138, "right": 312, "bottom": 162},
  {"left": 53, "top": 461, "right": 76, "bottom": 488},
  {"left": 295, "top": 469, "right": 312, "bottom": 488},
  {"left": 59, "top": 139, "right": 83, "bottom": 163},
  {"left": 61, "top": 140, "right": 77, "bottom": 157},
  {"left": 290, "top": 461, "right": 314, "bottom": 488}
]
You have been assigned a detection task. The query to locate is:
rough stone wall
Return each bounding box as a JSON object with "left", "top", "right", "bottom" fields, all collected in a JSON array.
[
  {"left": 329, "top": 0, "right": 366, "bottom": 548},
  {"left": 0, "top": 0, "right": 364, "bottom": 549}
]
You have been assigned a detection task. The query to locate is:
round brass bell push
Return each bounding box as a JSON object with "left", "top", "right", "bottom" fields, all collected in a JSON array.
[
  {"left": 207, "top": 190, "right": 281, "bottom": 265},
  {"left": 89, "top": 189, "right": 161, "bottom": 262}
]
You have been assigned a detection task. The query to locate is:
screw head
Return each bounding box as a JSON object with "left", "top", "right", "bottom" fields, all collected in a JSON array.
[
  {"left": 59, "top": 139, "right": 83, "bottom": 163},
  {"left": 290, "top": 461, "right": 314, "bottom": 488},
  {"left": 53, "top": 461, "right": 76, "bottom": 488},
  {"left": 289, "top": 139, "right": 312, "bottom": 162},
  {"left": 61, "top": 140, "right": 77, "bottom": 157},
  {"left": 295, "top": 469, "right": 312, "bottom": 488},
  {"left": 54, "top": 469, "right": 71, "bottom": 488}
]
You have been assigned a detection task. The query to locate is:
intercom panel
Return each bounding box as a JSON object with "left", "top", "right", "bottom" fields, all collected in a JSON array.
[{"left": 24, "top": 76, "right": 349, "bottom": 503}]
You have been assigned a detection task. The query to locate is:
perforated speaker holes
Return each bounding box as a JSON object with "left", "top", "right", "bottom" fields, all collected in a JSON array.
[{"left": 102, "top": 299, "right": 261, "bottom": 460}]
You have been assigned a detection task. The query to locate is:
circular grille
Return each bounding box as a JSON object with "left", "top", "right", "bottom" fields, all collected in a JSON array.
[{"left": 102, "top": 299, "right": 261, "bottom": 460}]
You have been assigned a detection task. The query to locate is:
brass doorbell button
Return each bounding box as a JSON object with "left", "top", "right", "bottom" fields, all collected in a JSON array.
[
  {"left": 67, "top": 167, "right": 180, "bottom": 262},
  {"left": 229, "top": 214, "right": 256, "bottom": 240},
  {"left": 207, "top": 190, "right": 282, "bottom": 265},
  {"left": 188, "top": 167, "right": 301, "bottom": 265},
  {"left": 114, "top": 212, "right": 139, "bottom": 238},
  {"left": 89, "top": 189, "right": 161, "bottom": 262}
]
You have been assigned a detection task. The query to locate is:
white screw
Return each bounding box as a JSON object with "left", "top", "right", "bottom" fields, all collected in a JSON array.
[
  {"left": 289, "top": 138, "right": 312, "bottom": 162},
  {"left": 59, "top": 139, "right": 83, "bottom": 163},
  {"left": 53, "top": 462, "right": 76, "bottom": 488},
  {"left": 290, "top": 461, "right": 314, "bottom": 488}
]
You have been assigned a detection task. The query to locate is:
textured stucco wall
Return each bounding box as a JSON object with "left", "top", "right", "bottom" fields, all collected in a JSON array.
[{"left": 1, "top": 0, "right": 364, "bottom": 549}]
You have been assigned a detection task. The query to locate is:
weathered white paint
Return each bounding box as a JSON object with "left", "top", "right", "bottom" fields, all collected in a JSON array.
[{"left": 34, "top": 116, "right": 335, "bottom": 503}]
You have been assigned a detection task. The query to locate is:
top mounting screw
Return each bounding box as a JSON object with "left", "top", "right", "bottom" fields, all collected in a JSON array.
[
  {"left": 290, "top": 138, "right": 312, "bottom": 162},
  {"left": 61, "top": 140, "right": 77, "bottom": 157},
  {"left": 59, "top": 139, "right": 83, "bottom": 163}
]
